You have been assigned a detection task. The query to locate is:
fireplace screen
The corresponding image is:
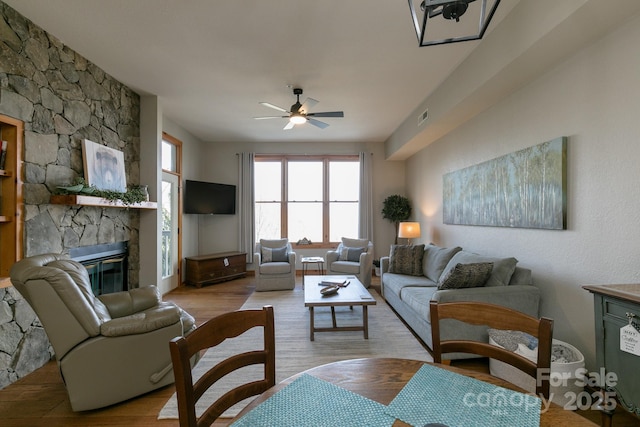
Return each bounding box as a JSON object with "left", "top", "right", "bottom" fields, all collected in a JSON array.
[{"left": 70, "top": 242, "right": 128, "bottom": 296}]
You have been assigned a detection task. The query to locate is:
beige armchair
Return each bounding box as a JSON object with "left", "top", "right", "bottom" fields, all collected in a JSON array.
[
  {"left": 254, "top": 238, "right": 296, "bottom": 291},
  {"left": 9, "top": 254, "right": 196, "bottom": 411},
  {"left": 325, "top": 237, "right": 374, "bottom": 288}
]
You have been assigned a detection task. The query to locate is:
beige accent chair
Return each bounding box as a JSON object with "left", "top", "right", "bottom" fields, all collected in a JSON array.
[
  {"left": 325, "top": 237, "right": 374, "bottom": 288},
  {"left": 9, "top": 253, "right": 196, "bottom": 411},
  {"left": 254, "top": 238, "right": 296, "bottom": 291}
]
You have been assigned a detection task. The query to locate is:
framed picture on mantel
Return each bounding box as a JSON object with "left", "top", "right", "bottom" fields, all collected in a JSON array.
[{"left": 82, "top": 139, "right": 127, "bottom": 193}]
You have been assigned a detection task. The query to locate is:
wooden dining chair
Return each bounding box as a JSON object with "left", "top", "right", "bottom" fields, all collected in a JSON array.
[
  {"left": 430, "top": 300, "right": 553, "bottom": 399},
  {"left": 169, "top": 305, "right": 275, "bottom": 427}
]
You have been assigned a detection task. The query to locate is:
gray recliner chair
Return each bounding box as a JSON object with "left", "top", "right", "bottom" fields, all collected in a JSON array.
[
  {"left": 10, "top": 253, "right": 196, "bottom": 411},
  {"left": 325, "top": 237, "right": 374, "bottom": 288}
]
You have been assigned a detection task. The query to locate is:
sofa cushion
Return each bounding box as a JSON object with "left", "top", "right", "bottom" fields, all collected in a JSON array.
[
  {"left": 259, "top": 261, "right": 291, "bottom": 274},
  {"left": 389, "top": 244, "right": 425, "bottom": 276},
  {"left": 422, "top": 244, "right": 462, "bottom": 282},
  {"left": 400, "top": 286, "right": 439, "bottom": 323},
  {"left": 383, "top": 272, "right": 437, "bottom": 297},
  {"left": 438, "top": 262, "right": 493, "bottom": 289},
  {"left": 440, "top": 251, "right": 518, "bottom": 287},
  {"left": 509, "top": 267, "right": 532, "bottom": 286},
  {"left": 261, "top": 245, "right": 288, "bottom": 263},
  {"left": 339, "top": 246, "right": 365, "bottom": 262},
  {"left": 329, "top": 260, "right": 361, "bottom": 274}
]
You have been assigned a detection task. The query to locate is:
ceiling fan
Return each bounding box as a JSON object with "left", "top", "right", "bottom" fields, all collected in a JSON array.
[{"left": 254, "top": 88, "right": 344, "bottom": 130}]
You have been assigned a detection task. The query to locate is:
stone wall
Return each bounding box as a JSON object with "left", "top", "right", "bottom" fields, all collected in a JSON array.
[
  {"left": 0, "top": 286, "right": 51, "bottom": 387},
  {"left": 0, "top": 1, "right": 142, "bottom": 388}
]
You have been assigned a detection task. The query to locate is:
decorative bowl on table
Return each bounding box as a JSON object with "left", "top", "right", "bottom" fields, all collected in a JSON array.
[{"left": 320, "top": 285, "right": 339, "bottom": 296}]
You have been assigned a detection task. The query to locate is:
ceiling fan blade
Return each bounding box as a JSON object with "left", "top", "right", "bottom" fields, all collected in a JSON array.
[
  {"left": 307, "top": 111, "right": 344, "bottom": 118},
  {"left": 283, "top": 121, "right": 295, "bottom": 130},
  {"left": 254, "top": 116, "right": 288, "bottom": 120},
  {"left": 259, "top": 102, "right": 289, "bottom": 113},
  {"left": 299, "top": 98, "right": 318, "bottom": 114},
  {"left": 308, "top": 118, "right": 329, "bottom": 129}
]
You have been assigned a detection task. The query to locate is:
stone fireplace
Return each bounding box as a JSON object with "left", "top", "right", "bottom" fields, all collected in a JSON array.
[{"left": 0, "top": 1, "right": 142, "bottom": 389}]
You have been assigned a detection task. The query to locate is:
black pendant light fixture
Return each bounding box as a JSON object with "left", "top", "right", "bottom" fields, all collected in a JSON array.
[{"left": 408, "top": 0, "right": 501, "bottom": 47}]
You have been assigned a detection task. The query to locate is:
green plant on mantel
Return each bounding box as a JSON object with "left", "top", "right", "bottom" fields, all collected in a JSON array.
[
  {"left": 381, "top": 194, "right": 412, "bottom": 244},
  {"left": 56, "top": 177, "right": 148, "bottom": 206}
]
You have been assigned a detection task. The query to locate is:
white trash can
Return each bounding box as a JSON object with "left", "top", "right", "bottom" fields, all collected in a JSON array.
[{"left": 489, "top": 335, "right": 585, "bottom": 408}]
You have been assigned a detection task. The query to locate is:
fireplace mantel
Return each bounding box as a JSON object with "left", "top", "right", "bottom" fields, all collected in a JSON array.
[{"left": 50, "top": 195, "right": 157, "bottom": 209}]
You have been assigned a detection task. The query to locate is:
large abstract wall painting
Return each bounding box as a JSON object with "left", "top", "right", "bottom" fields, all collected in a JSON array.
[{"left": 443, "top": 137, "right": 567, "bottom": 230}]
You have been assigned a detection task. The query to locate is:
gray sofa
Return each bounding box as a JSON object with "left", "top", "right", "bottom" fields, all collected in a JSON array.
[{"left": 380, "top": 244, "right": 540, "bottom": 358}]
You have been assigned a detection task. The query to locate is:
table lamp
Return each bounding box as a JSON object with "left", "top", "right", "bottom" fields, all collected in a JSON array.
[{"left": 398, "top": 222, "right": 421, "bottom": 245}]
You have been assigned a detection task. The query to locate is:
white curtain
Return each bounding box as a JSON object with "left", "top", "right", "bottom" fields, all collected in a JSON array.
[
  {"left": 359, "top": 152, "right": 374, "bottom": 242},
  {"left": 237, "top": 152, "right": 255, "bottom": 263}
]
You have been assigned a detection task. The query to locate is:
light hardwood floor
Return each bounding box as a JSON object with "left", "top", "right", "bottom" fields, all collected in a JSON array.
[{"left": 0, "top": 274, "right": 636, "bottom": 426}]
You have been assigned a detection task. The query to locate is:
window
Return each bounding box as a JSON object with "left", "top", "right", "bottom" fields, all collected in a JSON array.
[
  {"left": 160, "top": 133, "right": 182, "bottom": 293},
  {"left": 162, "top": 139, "right": 177, "bottom": 172},
  {"left": 254, "top": 155, "right": 360, "bottom": 246}
]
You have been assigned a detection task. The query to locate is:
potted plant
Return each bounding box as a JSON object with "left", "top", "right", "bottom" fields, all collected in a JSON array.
[
  {"left": 56, "top": 177, "right": 149, "bottom": 206},
  {"left": 382, "top": 194, "right": 412, "bottom": 244}
]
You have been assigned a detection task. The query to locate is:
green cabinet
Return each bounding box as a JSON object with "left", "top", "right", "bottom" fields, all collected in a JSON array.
[{"left": 584, "top": 284, "right": 640, "bottom": 417}]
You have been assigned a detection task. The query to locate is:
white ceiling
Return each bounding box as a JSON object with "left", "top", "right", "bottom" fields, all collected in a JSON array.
[{"left": 4, "top": 0, "right": 518, "bottom": 144}]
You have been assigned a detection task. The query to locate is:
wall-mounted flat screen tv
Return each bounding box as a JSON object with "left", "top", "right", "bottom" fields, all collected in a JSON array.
[{"left": 184, "top": 180, "right": 236, "bottom": 215}]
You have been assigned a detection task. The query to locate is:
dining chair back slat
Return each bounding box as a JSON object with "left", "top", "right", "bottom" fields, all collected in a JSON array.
[
  {"left": 430, "top": 301, "right": 553, "bottom": 399},
  {"left": 169, "top": 305, "right": 275, "bottom": 427}
]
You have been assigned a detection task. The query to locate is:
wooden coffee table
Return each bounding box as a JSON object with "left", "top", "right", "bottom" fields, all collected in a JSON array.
[{"left": 303, "top": 275, "right": 376, "bottom": 341}]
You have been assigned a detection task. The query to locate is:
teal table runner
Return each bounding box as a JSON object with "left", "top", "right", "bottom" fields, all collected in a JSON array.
[
  {"left": 385, "top": 364, "right": 541, "bottom": 427},
  {"left": 230, "top": 373, "right": 395, "bottom": 427}
]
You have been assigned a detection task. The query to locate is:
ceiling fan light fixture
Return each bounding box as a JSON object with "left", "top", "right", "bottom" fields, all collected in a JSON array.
[
  {"left": 409, "top": 0, "right": 500, "bottom": 47},
  {"left": 289, "top": 114, "right": 306, "bottom": 124},
  {"left": 255, "top": 87, "right": 343, "bottom": 130}
]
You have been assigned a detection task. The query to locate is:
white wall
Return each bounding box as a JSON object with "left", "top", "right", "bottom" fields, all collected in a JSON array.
[
  {"left": 162, "top": 117, "right": 207, "bottom": 280},
  {"left": 404, "top": 13, "right": 640, "bottom": 369},
  {"left": 139, "top": 96, "right": 162, "bottom": 289}
]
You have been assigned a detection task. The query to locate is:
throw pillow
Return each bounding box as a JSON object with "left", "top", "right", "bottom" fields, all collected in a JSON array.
[
  {"left": 261, "top": 246, "right": 288, "bottom": 263},
  {"left": 439, "top": 251, "right": 518, "bottom": 287},
  {"left": 422, "top": 244, "right": 462, "bottom": 282},
  {"left": 341, "top": 237, "right": 369, "bottom": 249},
  {"left": 388, "top": 244, "right": 425, "bottom": 276},
  {"left": 338, "top": 246, "right": 365, "bottom": 262},
  {"left": 437, "top": 262, "right": 493, "bottom": 289}
]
